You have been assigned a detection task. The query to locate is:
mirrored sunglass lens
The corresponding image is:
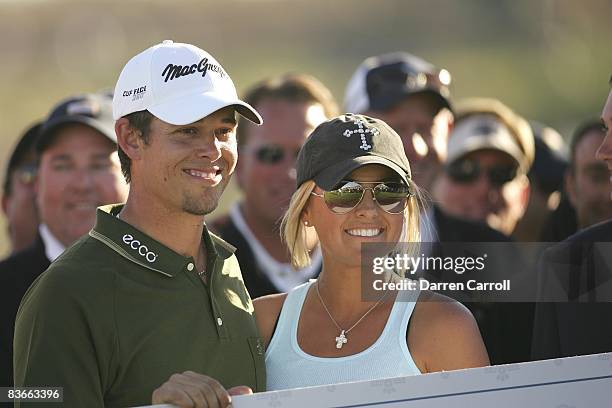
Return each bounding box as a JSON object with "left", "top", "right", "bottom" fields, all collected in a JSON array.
[
  {"left": 323, "top": 188, "right": 364, "bottom": 213},
  {"left": 256, "top": 146, "right": 284, "bottom": 164},
  {"left": 374, "top": 183, "right": 409, "bottom": 213},
  {"left": 447, "top": 160, "right": 480, "bottom": 183},
  {"left": 488, "top": 166, "right": 517, "bottom": 186}
]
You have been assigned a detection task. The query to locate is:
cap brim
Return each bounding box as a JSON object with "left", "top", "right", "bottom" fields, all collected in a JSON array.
[
  {"left": 38, "top": 116, "right": 116, "bottom": 152},
  {"left": 148, "top": 91, "right": 262, "bottom": 126},
  {"left": 314, "top": 156, "right": 410, "bottom": 191},
  {"left": 371, "top": 88, "right": 451, "bottom": 113},
  {"left": 447, "top": 136, "right": 523, "bottom": 167}
]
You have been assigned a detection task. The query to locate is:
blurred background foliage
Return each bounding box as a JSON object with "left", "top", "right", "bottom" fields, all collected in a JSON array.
[{"left": 0, "top": 0, "right": 610, "bottom": 255}]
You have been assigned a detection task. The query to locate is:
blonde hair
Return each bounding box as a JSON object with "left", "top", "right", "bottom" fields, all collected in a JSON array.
[{"left": 281, "top": 178, "right": 427, "bottom": 271}]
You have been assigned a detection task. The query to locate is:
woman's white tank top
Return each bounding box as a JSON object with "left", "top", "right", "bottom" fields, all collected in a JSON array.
[{"left": 265, "top": 280, "right": 421, "bottom": 390}]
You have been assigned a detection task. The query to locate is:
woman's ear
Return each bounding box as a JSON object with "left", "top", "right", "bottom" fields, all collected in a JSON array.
[
  {"left": 115, "top": 118, "right": 144, "bottom": 161},
  {"left": 301, "top": 208, "right": 311, "bottom": 227}
]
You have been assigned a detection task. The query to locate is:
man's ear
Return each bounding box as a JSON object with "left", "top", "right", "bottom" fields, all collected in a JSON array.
[
  {"left": 445, "top": 108, "right": 454, "bottom": 135},
  {"left": 1, "top": 194, "right": 8, "bottom": 216},
  {"left": 519, "top": 176, "right": 531, "bottom": 215},
  {"left": 235, "top": 150, "right": 246, "bottom": 189},
  {"left": 115, "top": 118, "right": 144, "bottom": 161}
]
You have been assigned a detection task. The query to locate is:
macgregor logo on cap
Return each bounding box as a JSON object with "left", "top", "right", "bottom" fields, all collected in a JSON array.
[
  {"left": 343, "top": 118, "right": 378, "bottom": 151},
  {"left": 122, "top": 234, "right": 158, "bottom": 263},
  {"left": 161, "top": 57, "right": 227, "bottom": 83}
]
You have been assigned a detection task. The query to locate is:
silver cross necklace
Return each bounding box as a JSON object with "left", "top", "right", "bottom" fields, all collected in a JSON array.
[{"left": 315, "top": 281, "right": 389, "bottom": 349}]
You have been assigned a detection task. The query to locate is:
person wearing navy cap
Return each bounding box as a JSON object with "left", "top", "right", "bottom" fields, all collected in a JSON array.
[{"left": 0, "top": 92, "right": 128, "bottom": 389}]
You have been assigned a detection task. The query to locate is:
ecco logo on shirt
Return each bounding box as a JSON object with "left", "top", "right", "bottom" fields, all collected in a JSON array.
[{"left": 122, "top": 234, "right": 158, "bottom": 263}]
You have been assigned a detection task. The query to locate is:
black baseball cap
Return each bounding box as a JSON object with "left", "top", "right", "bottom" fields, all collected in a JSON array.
[
  {"left": 529, "top": 121, "right": 568, "bottom": 194},
  {"left": 37, "top": 92, "right": 116, "bottom": 153},
  {"left": 344, "top": 52, "right": 452, "bottom": 114},
  {"left": 3, "top": 121, "right": 42, "bottom": 195},
  {"left": 296, "top": 113, "right": 412, "bottom": 190}
]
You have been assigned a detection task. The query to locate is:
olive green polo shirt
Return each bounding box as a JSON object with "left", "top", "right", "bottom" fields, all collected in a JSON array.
[{"left": 14, "top": 204, "right": 265, "bottom": 408}]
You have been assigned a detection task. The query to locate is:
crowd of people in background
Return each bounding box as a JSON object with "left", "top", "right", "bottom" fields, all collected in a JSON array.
[{"left": 0, "top": 39, "right": 610, "bottom": 407}]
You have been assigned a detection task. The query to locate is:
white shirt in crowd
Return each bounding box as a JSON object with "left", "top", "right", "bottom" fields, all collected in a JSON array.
[{"left": 230, "top": 203, "right": 321, "bottom": 293}]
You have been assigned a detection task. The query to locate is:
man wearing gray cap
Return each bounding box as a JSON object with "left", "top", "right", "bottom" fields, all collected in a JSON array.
[
  {"left": 14, "top": 41, "right": 264, "bottom": 407},
  {"left": 0, "top": 92, "right": 128, "bottom": 388}
]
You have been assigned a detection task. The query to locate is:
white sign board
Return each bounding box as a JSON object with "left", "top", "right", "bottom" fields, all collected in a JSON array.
[{"left": 137, "top": 352, "right": 612, "bottom": 407}]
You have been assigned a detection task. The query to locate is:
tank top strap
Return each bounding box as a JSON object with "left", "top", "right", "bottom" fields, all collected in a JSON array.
[{"left": 395, "top": 285, "right": 420, "bottom": 340}]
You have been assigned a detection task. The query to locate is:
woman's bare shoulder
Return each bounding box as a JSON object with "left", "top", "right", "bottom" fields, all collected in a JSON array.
[
  {"left": 253, "top": 293, "right": 288, "bottom": 316},
  {"left": 410, "top": 290, "right": 490, "bottom": 372},
  {"left": 415, "top": 291, "right": 475, "bottom": 324},
  {"left": 253, "top": 293, "right": 288, "bottom": 348}
]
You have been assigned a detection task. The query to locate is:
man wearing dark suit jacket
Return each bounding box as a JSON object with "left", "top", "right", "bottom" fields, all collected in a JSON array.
[
  {"left": 532, "top": 77, "right": 612, "bottom": 360},
  {"left": 0, "top": 92, "right": 128, "bottom": 387},
  {"left": 211, "top": 74, "right": 338, "bottom": 298}
]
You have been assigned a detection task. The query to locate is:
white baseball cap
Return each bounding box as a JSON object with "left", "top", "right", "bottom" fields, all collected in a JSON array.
[
  {"left": 112, "top": 40, "right": 262, "bottom": 125},
  {"left": 447, "top": 114, "right": 525, "bottom": 167}
]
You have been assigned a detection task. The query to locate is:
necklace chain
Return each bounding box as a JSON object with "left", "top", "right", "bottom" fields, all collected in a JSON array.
[{"left": 315, "top": 280, "right": 389, "bottom": 339}]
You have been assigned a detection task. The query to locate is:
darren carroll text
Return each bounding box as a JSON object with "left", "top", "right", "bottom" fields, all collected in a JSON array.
[{"left": 373, "top": 278, "right": 511, "bottom": 292}]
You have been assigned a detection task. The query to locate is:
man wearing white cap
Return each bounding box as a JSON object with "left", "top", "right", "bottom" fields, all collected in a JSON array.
[
  {"left": 14, "top": 41, "right": 264, "bottom": 408},
  {"left": 435, "top": 98, "right": 534, "bottom": 237}
]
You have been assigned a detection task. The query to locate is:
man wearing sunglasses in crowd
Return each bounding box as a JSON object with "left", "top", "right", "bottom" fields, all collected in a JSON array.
[
  {"left": 344, "top": 54, "right": 530, "bottom": 365},
  {"left": 432, "top": 98, "right": 537, "bottom": 365},
  {"left": 435, "top": 97, "right": 535, "bottom": 238},
  {"left": 211, "top": 74, "right": 338, "bottom": 298}
]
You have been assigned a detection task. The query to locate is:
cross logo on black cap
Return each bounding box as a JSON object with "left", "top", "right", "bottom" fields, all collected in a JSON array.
[{"left": 343, "top": 119, "right": 378, "bottom": 151}]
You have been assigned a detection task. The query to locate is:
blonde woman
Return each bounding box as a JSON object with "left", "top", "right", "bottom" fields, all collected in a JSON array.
[{"left": 254, "top": 114, "right": 489, "bottom": 391}]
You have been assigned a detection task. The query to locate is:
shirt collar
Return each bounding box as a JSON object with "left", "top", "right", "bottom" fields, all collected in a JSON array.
[
  {"left": 39, "top": 223, "right": 66, "bottom": 262},
  {"left": 229, "top": 203, "right": 321, "bottom": 290},
  {"left": 90, "top": 204, "right": 235, "bottom": 277}
]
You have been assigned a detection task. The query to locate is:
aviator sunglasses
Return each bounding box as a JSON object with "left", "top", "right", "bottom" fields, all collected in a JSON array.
[
  {"left": 446, "top": 158, "right": 518, "bottom": 187},
  {"left": 311, "top": 180, "right": 413, "bottom": 214},
  {"left": 242, "top": 145, "right": 301, "bottom": 165}
]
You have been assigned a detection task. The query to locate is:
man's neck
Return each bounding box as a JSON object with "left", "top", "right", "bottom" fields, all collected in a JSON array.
[
  {"left": 119, "top": 194, "right": 206, "bottom": 268},
  {"left": 240, "top": 203, "right": 290, "bottom": 263}
]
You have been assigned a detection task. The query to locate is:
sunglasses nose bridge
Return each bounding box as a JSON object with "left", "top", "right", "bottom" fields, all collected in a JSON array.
[
  {"left": 472, "top": 171, "right": 494, "bottom": 193},
  {"left": 354, "top": 187, "right": 378, "bottom": 212}
]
